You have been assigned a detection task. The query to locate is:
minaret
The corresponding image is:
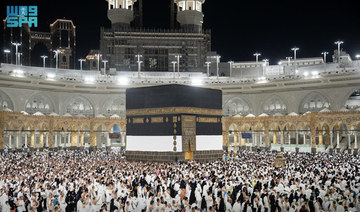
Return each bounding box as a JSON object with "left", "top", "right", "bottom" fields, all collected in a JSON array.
[
  {"left": 175, "top": 0, "right": 205, "bottom": 32},
  {"left": 107, "top": 0, "right": 137, "bottom": 29}
]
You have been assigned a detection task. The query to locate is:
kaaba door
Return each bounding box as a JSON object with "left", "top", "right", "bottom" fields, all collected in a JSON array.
[{"left": 182, "top": 115, "right": 196, "bottom": 160}]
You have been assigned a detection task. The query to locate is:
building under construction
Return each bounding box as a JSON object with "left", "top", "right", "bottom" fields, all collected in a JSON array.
[{"left": 100, "top": 0, "right": 211, "bottom": 72}]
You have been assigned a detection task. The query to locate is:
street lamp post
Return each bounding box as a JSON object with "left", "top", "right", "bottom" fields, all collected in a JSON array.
[
  {"left": 215, "top": 56, "right": 221, "bottom": 78},
  {"left": 12, "top": 43, "right": 21, "bottom": 65},
  {"left": 321, "top": 51, "right": 329, "bottom": 64},
  {"left": 78, "top": 59, "right": 85, "bottom": 70},
  {"left": 175, "top": 55, "right": 182, "bottom": 76},
  {"left": 228, "top": 61, "right": 234, "bottom": 77},
  {"left": 205, "top": 61, "right": 211, "bottom": 77},
  {"left": 41, "top": 56, "right": 48, "bottom": 68},
  {"left": 17, "top": 53, "right": 22, "bottom": 65},
  {"left": 95, "top": 53, "right": 102, "bottom": 72},
  {"left": 102, "top": 60, "right": 108, "bottom": 75},
  {"left": 3, "top": 49, "right": 10, "bottom": 63},
  {"left": 53, "top": 50, "right": 60, "bottom": 69},
  {"left": 253, "top": 53, "right": 261, "bottom": 63},
  {"left": 291, "top": 47, "right": 299, "bottom": 72},
  {"left": 286, "top": 57, "right": 292, "bottom": 66},
  {"left": 171, "top": 61, "right": 177, "bottom": 78},
  {"left": 135, "top": 54, "right": 143, "bottom": 78},
  {"left": 334, "top": 40, "right": 344, "bottom": 64},
  {"left": 262, "top": 59, "right": 269, "bottom": 76}
]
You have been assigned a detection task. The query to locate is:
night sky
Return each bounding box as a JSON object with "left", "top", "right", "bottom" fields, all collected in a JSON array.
[{"left": 1, "top": 0, "right": 360, "bottom": 65}]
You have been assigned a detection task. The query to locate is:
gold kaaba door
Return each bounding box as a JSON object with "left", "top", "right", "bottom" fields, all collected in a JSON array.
[{"left": 182, "top": 115, "right": 196, "bottom": 160}]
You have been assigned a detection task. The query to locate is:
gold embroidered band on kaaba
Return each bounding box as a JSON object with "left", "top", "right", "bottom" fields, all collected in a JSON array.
[{"left": 126, "top": 107, "right": 223, "bottom": 116}]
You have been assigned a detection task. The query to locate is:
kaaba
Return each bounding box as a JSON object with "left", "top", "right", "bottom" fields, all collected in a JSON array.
[{"left": 125, "top": 84, "right": 223, "bottom": 162}]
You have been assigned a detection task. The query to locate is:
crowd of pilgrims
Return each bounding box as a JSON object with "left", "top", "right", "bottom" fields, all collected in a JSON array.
[{"left": 0, "top": 150, "right": 360, "bottom": 212}]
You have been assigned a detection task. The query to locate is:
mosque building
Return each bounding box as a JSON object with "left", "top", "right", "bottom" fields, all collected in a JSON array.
[{"left": 0, "top": 0, "right": 359, "bottom": 157}]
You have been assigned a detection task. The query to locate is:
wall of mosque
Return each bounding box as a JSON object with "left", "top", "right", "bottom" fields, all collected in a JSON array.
[{"left": 0, "top": 85, "right": 359, "bottom": 117}]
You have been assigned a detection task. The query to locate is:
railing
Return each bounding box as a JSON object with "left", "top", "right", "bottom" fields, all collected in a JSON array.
[
  {"left": 102, "top": 27, "right": 211, "bottom": 35},
  {"left": 0, "top": 62, "right": 359, "bottom": 86}
]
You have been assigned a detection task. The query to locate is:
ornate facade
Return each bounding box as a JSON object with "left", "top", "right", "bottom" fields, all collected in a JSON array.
[
  {"left": 223, "top": 111, "right": 360, "bottom": 154},
  {"left": 0, "top": 111, "right": 126, "bottom": 150}
]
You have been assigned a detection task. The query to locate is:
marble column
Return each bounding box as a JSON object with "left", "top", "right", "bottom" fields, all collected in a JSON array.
[
  {"left": 240, "top": 133, "right": 246, "bottom": 150},
  {"left": 253, "top": 131, "right": 257, "bottom": 150},
  {"left": 54, "top": 133, "right": 58, "bottom": 148},
  {"left": 311, "top": 130, "right": 316, "bottom": 153},
  {"left": 59, "top": 133, "right": 62, "bottom": 147},
  {"left": 90, "top": 132, "right": 97, "bottom": 151},
  {"left": 303, "top": 133, "right": 306, "bottom": 145},
  {"left": 336, "top": 131, "right": 340, "bottom": 153},
  {"left": 354, "top": 134, "right": 358, "bottom": 155},
  {"left": 273, "top": 132, "right": 277, "bottom": 144},
  {"left": 0, "top": 129, "right": 4, "bottom": 151},
  {"left": 15, "top": 133, "right": 19, "bottom": 149},
  {"left": 24, "top": 134, "right": 28, "bottom": 148},
  {"left": 319, "top": 132, "right": 323, "bottom": 146},
  {"left": 30, "top": 132, "right": 35, "bottom": 149},
  {"left": 288, "top": 133, "right": 291, "bottom": 145},
  {"left": 106, "top": 132, "right": 111, "bottom": 147},
  {"left": 71, "top": 132, "right": 78, "bottom": 148},
  {"left": 46, "top": 132, "right": 49, "bottom": 148},
  {"left": 80, "top": 132, "right": 84, "bottom": 147},
  {"left": 348, "top": 134, "right": 352, "bottom": 154},
  {"left": 265, "top": 129, "right": 270, "bottom": 150},
  {"left": 233, "top": 132, "right": 238, "bottom": 151},
  {"left": 8, "top": 134, "right": 12, "bottom": 149},
  {"left": 329, "top": 131, "right": 333, "bottom": 153},
  {"left": 48, "top": 131, "right": 53, "bottom": 148},
  {"left": 280, "top": 131, "right": 284, "bottom": 152},
  {"left": 39, "top": 132, "right": 44, "bottom": 149},
  {"left": 121, "top": 132, "right": 126, "bottom": 147},
  {"left": 295, "top": 131, "right": 299, "bottom": 153},
  {"left": 68, "top": 133, "right": 71, "bottom": 147}
]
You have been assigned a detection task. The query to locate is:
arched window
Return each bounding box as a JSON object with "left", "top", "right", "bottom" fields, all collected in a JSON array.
[
  {"left": 223, "top": 97, "right": 252, "bottom": 117},
  {"left": 263, "top": 96, "right": 287, "bottom": 115},
  {"left": 25, "top": 93, "right": 54, "bottom": 115},
  {"left": 0, "top": 90, "right": 14, "bottom": 111},
  {"left": 65, "top": 96, "right": 94, "bottom": 117},
  {"left": 345, "top": 90, "right": 360, "bottom": 110},
  {"left": 299, "top": 92, "right": 330, "bottom": 113},
  {"left": 102, "top": 97, "right": 126, "bottom": 117}
]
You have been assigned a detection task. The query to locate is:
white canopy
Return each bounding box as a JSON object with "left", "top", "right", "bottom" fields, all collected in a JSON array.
[
  {"left": 63, "top": 113, "right": 73, "bottom": 117},
  {"left": 110, "top": 114, "right": 121, "bottom": 118},
  {"left": 33, "top": 111, "right": 44, "bottom": 116},
  {"left": 319, "top": 108, "right": 331, "bottom": 113},
  {"left": 49, "top": 112, "right": 59, "bottom": 116},
  {"left": 288, "top": 112, "right": 299, "bottom": 116}
]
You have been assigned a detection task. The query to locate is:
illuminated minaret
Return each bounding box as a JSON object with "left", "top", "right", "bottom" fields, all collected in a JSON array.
[
  {"left": 175, "top": 0, "right": 205, "bottom": 32},
  {"left": 106, "top": 0, "right": 137, "bottom": 28}
]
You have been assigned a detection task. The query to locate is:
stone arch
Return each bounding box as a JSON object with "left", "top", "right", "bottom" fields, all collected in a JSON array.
[
  {"left": 299, "top": 91, "right": 331, "bottom": 114},
  {"left": 64, "top": 96, "right": 94, "bottom": 117},
  {"left": 25, "top": 92, "right": 55, "bottom": 115},
  {"left": 344, "top": 89, "right": 360, "bottom": 110},
  {"left": 102, "top": 97, "right": 126, "bottom": 117},
  {"left": 223, "top": 97, "right": 252, "bottom": 117},
  {"left": 240, "top": 123, "right": 252, "bottom": 132},
  {"left": 262, "top": 95, "right": 288, "bottom": 115},
  {"left": 0, "top": 89, "right": 14, "bottom": 111}
]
